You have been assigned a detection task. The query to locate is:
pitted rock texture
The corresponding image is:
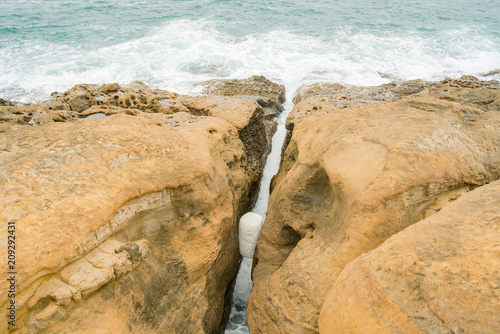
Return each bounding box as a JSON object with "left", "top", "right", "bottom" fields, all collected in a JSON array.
[
  {"left": 319, "top": 180, "right": 500, "bottom": 334},
  {"left": 0, "top": 80, "right": 270, "bottom": 217},
  {"left": 281, "top": 75, "right": 500, "bottom": 162},
  {"left": 294, "top": 79, "right": 434, "bottom": 104},
  {"left": 247, "top": 78, "right": 500, "bottom": 333},
  {"left": 0, "top": 105, "right": 259, "bottom": 333},
  {"left": 201, "top": 75, "right": 285, "bottom": 123},
  {"left": 0, "top": 82, "right": 273, "bottom": 215},
  {"left": 293, "top": 75, "right": 500, "bottom": 104},
  {"left": 201, "top": 75, "right": 286, "bottom": 104},
  {"left": 201, "top": 75, "right": 286, "bottom": 204},
  {"left": 0, "top": 81, "right": 262, "bottom": 127}
]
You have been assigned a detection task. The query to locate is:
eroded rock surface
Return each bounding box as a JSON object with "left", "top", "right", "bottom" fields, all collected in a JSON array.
[
  {"left": 0, "top": 78, "right": 286, "bottom": 210},
  {"left": 294, "top": 75, "right": 500, "bottom": 104},
  {"left": 0, "top": 80, "right": 260, "bottom": 126},
  {"left": 247, "top": 76, "right": 500, "bottom": 333},
  {"left": 202, "top": 75, "right": 286, "bottom": 204},
  {"left": 202, "top": 75, "right": 286, "bottom": 104},
  {"left": 319, "top": 180, "right": 500, "bottom": 334},
  {"left": 293, "top": 79, "right": 434, "bottom": 104},
  {"left": 0, "top": 78, "right": 272, "bottom": 332}
]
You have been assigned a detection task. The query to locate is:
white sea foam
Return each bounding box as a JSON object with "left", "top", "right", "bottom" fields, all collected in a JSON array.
[
  {"left": 225, "top": 257, "right": 253, "bottom": 334},
  {"left": 1, "top": 19, "right": 499, "bottom": 103}
]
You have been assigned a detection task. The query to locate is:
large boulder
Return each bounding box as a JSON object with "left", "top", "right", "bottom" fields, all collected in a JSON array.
[
  {"left": 293, "top": 75, "right": 499, "bottom": 104},
  {"left": 247, "top": 77, "right": 500, "bottom": 333},
  {"left": 0, "top": 85, "right": 266, "bottom": 332},
  {"left": 319, "top": 180, "right": 500, "bottom": 334},
  {"left": 293, "top": 79, "right": 434, "bottom": 104}
]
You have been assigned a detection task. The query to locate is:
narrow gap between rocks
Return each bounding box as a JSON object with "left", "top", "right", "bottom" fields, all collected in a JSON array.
[{"left": 224, "top": 86, "right": 296, "bottom": 334}]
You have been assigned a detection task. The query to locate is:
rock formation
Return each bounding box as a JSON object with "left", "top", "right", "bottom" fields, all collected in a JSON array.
[
  {"left": 0, "top": 77, "right": 284, "bottom": 333},
  {"left": 293, "top": 79, "right": 433, "bottom": 104},
  {"left": 202, "top": 75, "right": 286, "bottom": 204},
  {"left": 2, "top": 74, "right": 498, "bottom": 334},
  {"left": 201, "top": 75, "right": 286, "bottom": 104},
  {"left": 238, "top": 212, "right": 264, "bottom": 259},
  {"left": 319, "top": 180, "right": 500, "bottom": 334},
  {"left": 247, "top": 76, "right": 500, "bottom": 333},
  {"left": 293, "top": 75, "right": 499, "bottom": 104}
]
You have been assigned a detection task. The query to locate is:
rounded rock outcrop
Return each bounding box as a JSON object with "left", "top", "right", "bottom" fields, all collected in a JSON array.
[
  {"left": 0, "top": 77, "right": 281, "bottom": 333},
  {"left": 319, "top": 180, "right": 500, "bottom": 334},
  {"left": 247, "top": 77, "right": 500, "bottom": 333}
]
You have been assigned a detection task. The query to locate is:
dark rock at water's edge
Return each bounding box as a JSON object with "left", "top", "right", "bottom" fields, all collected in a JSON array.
[
  {"left": 482, "top": 68, "right": 500, "bottom": 77},
  {"left": 0, "top": 98, "right": 15, "bottom": 106},
  {"left": 200, "top": 76, "right": 286, "bottom": 333},
  {"left": 201, "top": 75, "right": 286, "bottom": 210},
  {"left": 201, "top": 75, "right": 286, "bottom": 104}
]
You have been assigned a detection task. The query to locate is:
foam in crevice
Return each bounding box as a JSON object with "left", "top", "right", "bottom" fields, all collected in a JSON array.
[
  {"left": 225, "top": 257, "right": 253, "bottom": 334},
  {"left": 239, "top": 213, "right": 264, "bottom": 259}
]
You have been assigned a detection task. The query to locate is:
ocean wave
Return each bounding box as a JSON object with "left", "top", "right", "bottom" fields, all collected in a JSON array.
[{"left": 0, "top": 19, "right": 499, "bottom": 103}]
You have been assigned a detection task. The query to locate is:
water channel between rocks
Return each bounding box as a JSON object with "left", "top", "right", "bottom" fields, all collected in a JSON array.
[{"left": 225, "top": 87, "right": 295, "bottom": 334}]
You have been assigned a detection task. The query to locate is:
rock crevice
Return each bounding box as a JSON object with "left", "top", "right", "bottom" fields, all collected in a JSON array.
[
  {"left": 248, "top": 76, "right": 500, "bottom": 334},
  {"left": 0, "top": 76, "right": 285, "bottom": 333}
]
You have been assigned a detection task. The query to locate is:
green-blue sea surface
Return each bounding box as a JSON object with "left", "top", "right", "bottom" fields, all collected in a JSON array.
[{"left": 1, "top": 0, "right": 499, "bottom": 102}]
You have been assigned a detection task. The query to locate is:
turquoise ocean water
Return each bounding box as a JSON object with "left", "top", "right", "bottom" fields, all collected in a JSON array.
[{"left": 1, "top": 0, "right": 500, "bottom": 103}]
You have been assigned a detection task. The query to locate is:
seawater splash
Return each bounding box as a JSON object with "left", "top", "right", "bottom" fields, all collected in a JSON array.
[
  {"left": 1, "top": 18, "right": 500, "bottom": 103},
  {"left": 225, "top": 85, "right": 297, "bottom": 334}
]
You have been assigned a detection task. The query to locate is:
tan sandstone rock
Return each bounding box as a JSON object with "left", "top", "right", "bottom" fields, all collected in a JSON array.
[
  {"left": 201, "top": 75, "right": 286, "bottom": 104},
  {"left": 201, "top": 76, "right": 286, "bottom": 203},
  {"left": 0, "top": 79, "right": 285, "bottom": 209},
  {"left": 0, "top": 89, "right": 263, "bottom": 333},
  {"left": 319, "top": 180, "right": 500, "bottom": 334},
  {"left": 247, "top": 77, "right": 500, "bottom": 333}
]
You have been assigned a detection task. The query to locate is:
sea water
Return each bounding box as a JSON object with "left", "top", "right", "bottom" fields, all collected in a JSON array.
[
  {"left": 1, "top": 1, "right": 499, "bottom": 333},
  {"left": 1, "top": 0, "right": 499, "bottom": 103}
]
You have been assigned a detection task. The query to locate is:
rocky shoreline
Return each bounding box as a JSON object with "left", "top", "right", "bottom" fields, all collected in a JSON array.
[
  {"left": 249, "top": 75, "right": 500, "bottom": 333},
  {"left": 1, "top": 74, "right": 499, "bottom": 333},
  {"left": 0, "top": 76, "right": 285, "bottom": 333}
]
